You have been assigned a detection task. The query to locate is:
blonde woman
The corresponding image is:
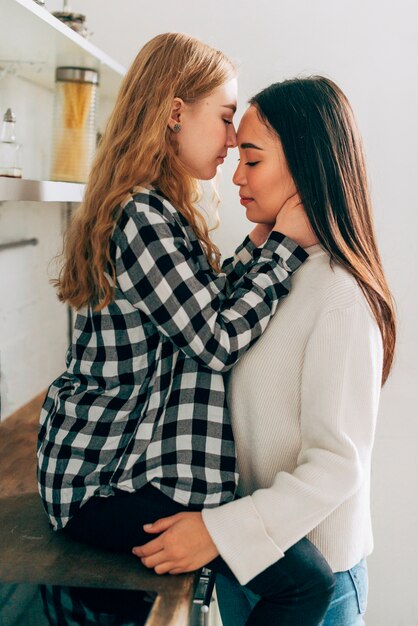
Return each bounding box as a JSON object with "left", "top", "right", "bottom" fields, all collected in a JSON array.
[{"left": 37, "top": 34, "right": 334, "bottom": 625}]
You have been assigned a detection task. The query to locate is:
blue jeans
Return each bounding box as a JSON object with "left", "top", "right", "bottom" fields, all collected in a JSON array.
[{"left": 216, "top": 559, "right": 368, "bottom": 626}]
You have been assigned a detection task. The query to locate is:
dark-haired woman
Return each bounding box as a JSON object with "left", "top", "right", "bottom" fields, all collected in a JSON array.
[{"left": 134, "top": 76, "right": 396, "bottom": 626}]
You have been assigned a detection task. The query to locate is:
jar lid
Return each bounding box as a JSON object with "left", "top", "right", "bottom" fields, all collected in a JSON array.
[{"left": 55, "top": 66, "right": 99, "bottom": 85}]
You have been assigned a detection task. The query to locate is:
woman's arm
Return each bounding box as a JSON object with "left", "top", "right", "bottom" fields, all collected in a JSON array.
[
  {"left": 222, "top": 194, "right": 317, "bottom": 287},
  {"left": 221, "top": 235, "right": 257, "bottom": 289},
  {"left": 201, "top": 301, "right": 382, "bottom": 583},
  {"left": 134, "top": 300, "right": 382, "bottom": 582},
  {"left": 115, "top": 192, "right": 307, "bottom": 372}
]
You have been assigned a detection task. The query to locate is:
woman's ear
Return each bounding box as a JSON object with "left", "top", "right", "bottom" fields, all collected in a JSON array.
[{"left": 168, "top": 97, "right": 185, "bottom": 132}]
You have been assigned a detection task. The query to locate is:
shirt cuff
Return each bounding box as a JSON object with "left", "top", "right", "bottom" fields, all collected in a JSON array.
[
  {"left": 233, "top": 235, "right": 257, "bottom": 266},
  {"left": 202, "top": 496, "right": 284, "bottom": 585},
  {"left": 258, "top": 232, "right": 309, "bottom": 272}
]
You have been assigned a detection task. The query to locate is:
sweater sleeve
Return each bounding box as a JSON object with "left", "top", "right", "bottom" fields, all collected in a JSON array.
[
  {"left": 202, "top": 301, "right": 383, "bottom": 584},
  {"left": 114, "top": 197, "right": 307, "bottom": 372}
]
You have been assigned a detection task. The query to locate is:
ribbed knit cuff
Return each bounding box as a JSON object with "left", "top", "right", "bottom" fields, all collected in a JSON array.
[{"left": 202, "top": 496, "right": 284, "bottom": 585}]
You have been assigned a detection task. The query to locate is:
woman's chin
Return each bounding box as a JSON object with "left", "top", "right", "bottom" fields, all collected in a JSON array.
[
  {"left": 246, "top": 209, "right": 267, "bottom": 225},
  {"left": 184, "top": 163, "right": 217, "bottom": 181}
]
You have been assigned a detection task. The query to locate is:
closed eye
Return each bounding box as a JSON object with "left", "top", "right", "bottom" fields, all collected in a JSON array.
[
  {"left": 223, "top": 119, "right": 233, "bottom": 125},
  {"left": 246, "top": 161, "right": 260, "bottom": 167}
]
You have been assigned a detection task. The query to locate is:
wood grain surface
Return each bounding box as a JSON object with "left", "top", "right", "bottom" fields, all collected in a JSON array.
[{"left": 0, "top": 393, "right": 198, "bottom": 625}]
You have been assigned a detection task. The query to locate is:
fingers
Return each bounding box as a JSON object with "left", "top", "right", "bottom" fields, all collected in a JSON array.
[
  {"left": 139, "top": 550, "right": 166, "bottom": 569},
  {"left": 154, "top": 561, "right": 179, "bottom": 575},
  {"left": 141, "top": 555, "right": 178, "bottom": 575},
  {"left": 138, "top": 551, "right": 187, "bottom": 575},
  {"left": 133, "top": 542, "right": 181, "bottom": 574},
  {"left": 143, "top": 514, "right": 180, "bottom": 534},
  {"left": 142, "top": 524, "right": 161, "bottom": 535},
  {"left": 132, "top": 536, "right": 164, "bottom": 557},
  {"left": 151, "top": 561, "right": 190, "bottom": 575}
]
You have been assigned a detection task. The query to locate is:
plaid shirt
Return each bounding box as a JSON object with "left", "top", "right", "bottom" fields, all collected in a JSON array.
[{"left": 37, "top": 187, "right": 307, "bottom": 529}]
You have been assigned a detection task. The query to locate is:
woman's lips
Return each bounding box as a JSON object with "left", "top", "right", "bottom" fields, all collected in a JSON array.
[{"left": 240, "top": 197, "right": 254, "bottom": 206}]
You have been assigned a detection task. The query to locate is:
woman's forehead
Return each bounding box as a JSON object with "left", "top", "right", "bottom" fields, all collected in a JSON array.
[{"left": 237, "top": 106, "right": 275, "bottom": 148}]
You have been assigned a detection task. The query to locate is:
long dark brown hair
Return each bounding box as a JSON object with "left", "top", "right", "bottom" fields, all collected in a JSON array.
[{"left": 251, "top": 77, "right": 395, "bottom": 384}]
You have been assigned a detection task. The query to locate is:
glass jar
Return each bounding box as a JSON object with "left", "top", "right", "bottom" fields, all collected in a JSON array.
[
  {"left": 0, "top": 108, "right": 23, "bottom": 178},
  {"left": 50, "top": 67, "right": 99, "bottom": 183}
]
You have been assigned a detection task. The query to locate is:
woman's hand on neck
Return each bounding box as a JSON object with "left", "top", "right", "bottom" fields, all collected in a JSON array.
[{"left": 273, "top": 193, "right": 319, "bottom": 248}]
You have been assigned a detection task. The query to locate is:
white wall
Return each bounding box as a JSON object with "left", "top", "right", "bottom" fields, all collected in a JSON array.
[
  {"left": 3, "top": 1, "right": 417, "bottom": 623},
  {"left": 0, "top": 198, "right": 69, "bottom": 417},
  {"left": 0, "top": 70, "right": 114, "bottom": 418},
  {"left": 0, "top": 74, "right": 69, "bottom": 417}
]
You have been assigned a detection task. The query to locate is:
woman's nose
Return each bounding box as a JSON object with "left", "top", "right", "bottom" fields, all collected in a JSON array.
[
  {"left": 226, "top": 124, "right": 237, "bottom": 148},
  {"left": 233, "top": 160, "right": 245, "bottom": 186}
]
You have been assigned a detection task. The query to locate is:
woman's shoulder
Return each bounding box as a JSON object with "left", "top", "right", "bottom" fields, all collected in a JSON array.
[
  {"left": 112, "top": 186, "right": 188, "bottom": 246},
  {"left": 121, "top": 185, "right": 181, "bottom": 226},
  {"left": 303, "top": 246, "right": 372, "bottom": 318}
]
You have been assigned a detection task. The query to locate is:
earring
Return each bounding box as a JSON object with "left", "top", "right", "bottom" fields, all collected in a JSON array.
[{"left": 172, "top": 123, "right": 181, "bottom": 133}]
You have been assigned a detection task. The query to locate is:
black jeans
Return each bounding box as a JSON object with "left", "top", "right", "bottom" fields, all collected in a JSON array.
[{"left": 65, "top": 485, "right": 335, "bottom": 626}]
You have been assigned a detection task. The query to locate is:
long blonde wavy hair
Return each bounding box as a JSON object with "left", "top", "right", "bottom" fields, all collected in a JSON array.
[{"left": 54, "top": 33, "right": 236, "bottom": 310}]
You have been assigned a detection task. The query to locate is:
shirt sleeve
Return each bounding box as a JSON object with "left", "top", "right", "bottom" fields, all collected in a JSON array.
[
  {"left": 222, "top": 236, "right": 257, "bottom": 289},
  {"left": 114, "top": 199, "right": 307, "bottom": 372},
  {"left": 202, "top": 301, "right": 383, "bottom": 584}
]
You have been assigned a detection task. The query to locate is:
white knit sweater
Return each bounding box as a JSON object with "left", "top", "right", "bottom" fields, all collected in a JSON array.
[{"left": 202, "top": 244, "right": 383, "bottom": 585}]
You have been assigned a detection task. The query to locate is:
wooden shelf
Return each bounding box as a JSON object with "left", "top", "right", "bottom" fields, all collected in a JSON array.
[
  {"left": 0, "top": 178, "right": 84, "bottom": 202},
  {"left": 0, "top": 0, "right": 126, "bottom": 99}
]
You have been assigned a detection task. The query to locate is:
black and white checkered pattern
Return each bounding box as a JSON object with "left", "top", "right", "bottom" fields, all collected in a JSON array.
[{"left": 37, "top": 187, "right": 307, "bottom": 529}]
